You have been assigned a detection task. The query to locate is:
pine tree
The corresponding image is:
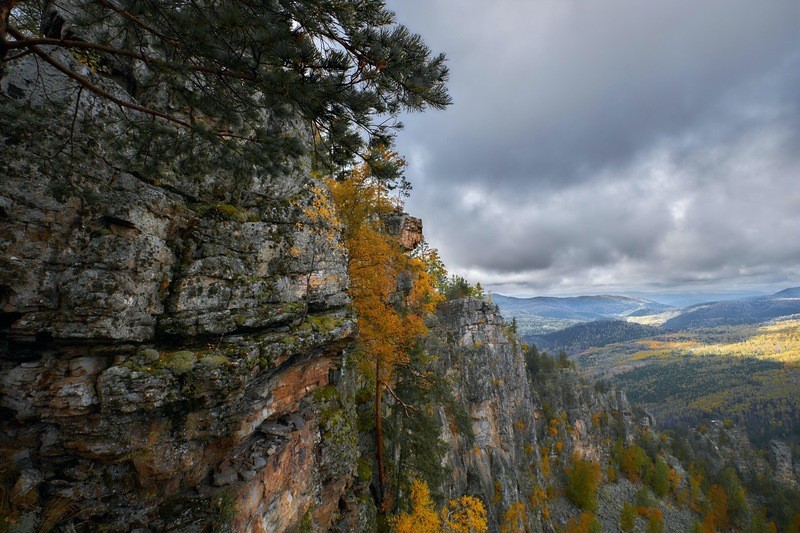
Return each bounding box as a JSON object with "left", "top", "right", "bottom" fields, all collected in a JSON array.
[
  {"left": 651, "top": 457, "right": 671, "bottom": 498},
  {"left": 1, "top": 0, "right": 450, "bottom": 185},
  {"left": 386, "top": 347, "right": 448, "bottom": 500},
  {"left": 620, "top": 502, "right": 636, "bottom": 532}
]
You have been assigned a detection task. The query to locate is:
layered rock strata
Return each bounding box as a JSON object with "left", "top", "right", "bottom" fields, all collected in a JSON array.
[{"left": 1, "top": 54, "right": 356, "bottom": 531}]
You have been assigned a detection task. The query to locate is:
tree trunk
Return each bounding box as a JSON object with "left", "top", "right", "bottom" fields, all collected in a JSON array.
[{"left": 0, "top": 1, "right": 12, "bottom": 63}]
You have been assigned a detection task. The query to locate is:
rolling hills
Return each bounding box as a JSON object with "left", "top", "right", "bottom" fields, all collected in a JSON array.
[
  {"left": 494, "top": 287, "right": 800, "bottom": 340},
  {"left": 662, "top": 292, "right": 800, "bottom": 330},
  {"left": 491, "top": 293, "right": 671, "bottom": 335},
  {"left": 527, "top": 320, "right": 661, "bottom": 355},
  {"left": 575, "top": 319, "right": 800, "bottom": 448}
]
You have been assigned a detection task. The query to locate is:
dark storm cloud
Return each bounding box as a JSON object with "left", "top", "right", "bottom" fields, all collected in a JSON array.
[{"left": 387, "top": 0, "right": 800, "bottom": 295}]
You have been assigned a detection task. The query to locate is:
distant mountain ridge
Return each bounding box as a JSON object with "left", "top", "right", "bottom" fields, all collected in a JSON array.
[
  {"left": 662, "top": 287, "right": 800, "bottom": 330},
  {"left": 528, "top": 320, "right": 661, "bottom": 355},
  {"left": 491, "top": 293, "right": 672, "bottom": 335},
  {"left": 493, "top": 287, "right": 800, "bottom": 336},
  {"left": 772, "top": 287, "right": 800, "bottom": 298}
]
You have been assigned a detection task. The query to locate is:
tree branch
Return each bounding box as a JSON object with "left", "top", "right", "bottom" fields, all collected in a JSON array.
[
  {"left": 2, "top": 32, "right": 257, "bottom": 80},
  {"left": 7, "top": 26, "right": 192, "bottom": 128},
  {"left": 384, "top": 384, "right": 419, "bottom": 417}
]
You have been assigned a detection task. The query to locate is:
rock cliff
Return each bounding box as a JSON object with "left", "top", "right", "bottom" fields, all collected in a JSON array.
[
  {"left": 431, "top": 298, "right": 543, "bottom": 531},
  {"left": 428, "top": 298, "right": 695, "bottom": 532},
  {"left": 1, "top": 53, "right": 357, "bottom": 531}
]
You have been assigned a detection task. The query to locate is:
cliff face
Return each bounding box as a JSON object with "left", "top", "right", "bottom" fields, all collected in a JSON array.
[
  {"left": 1, "top": 55, "right": 357, "bottom": 531},
  {"left": 431, "top": 298, "right": 544, "bottom": 531},
  {"left": 431, "top": 299, "right": 698, "bottom": 532}
]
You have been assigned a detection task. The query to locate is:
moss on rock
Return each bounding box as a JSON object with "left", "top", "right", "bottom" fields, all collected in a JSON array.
[{"left": 161, "top": 351, "right": 198, "bottom": 375}]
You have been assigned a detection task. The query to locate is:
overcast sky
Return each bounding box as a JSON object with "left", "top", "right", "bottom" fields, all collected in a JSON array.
[{"left": 387, "top": 0, "right": 800, "bottom": 300}]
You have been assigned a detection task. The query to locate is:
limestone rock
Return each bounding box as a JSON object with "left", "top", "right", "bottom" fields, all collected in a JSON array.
[
  {"left": 1, "top": 53, "right": 355, "bottom": 532},
  {"left": 767, "top": 439, "right": 797, "bottom": 488},
  {"left": 431, "top": 298, "right": 543, "bottom": 531},
  {"left": 383, "top": 210, "right": 423, "bottom": 251}
]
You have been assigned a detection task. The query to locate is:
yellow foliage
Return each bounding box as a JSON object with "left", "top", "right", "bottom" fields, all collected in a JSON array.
[
  {"left": 393, "top": 480, "right": 440, "bottom": 533},
  {"left": 500, "top": 502, "right": 527, "bottom": 533},
  {"left": 327, "top": 166, "right": 440, "bottom": 388},
  {"left": 441, "top": 495, "right": 488, "bottom": 533},
  {"left": 393, "top": 480, "right": 487, "bottom": 533},
  {"left": 559, "top": 512, "right": 601, "bottom": 533},
  {"left": 493, "top": 480, "right": 503, "bottom": 505},
  {"left": 668, "top": 468, "right": 682, "bottom": 497},
  {"left": 541, "top": 454, "right": 551, "bottom": 479},
  {"left": 302, "top": 184, "right": 340, "bottom": 246},
  {"left": 628, "top": 320, "right": 800, "bottom": 364},
  {"left": 703, "top": 484, "right": 729, "bottom": 532}
]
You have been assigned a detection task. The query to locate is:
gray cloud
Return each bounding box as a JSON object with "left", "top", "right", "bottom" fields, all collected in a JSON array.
[{"left": 388, "top": 0, "right": 800, "bottom": 297}]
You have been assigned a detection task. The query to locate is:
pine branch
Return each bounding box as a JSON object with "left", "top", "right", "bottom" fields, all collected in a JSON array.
[
  {"left": 7, "top": 26, "right": 193, "bottom": 128},
  {"left": 2, "top": 33, "right": 258, "bottom": 80},
  {"left": 384, "top": 384, "right": 419, "bottom": 417}
]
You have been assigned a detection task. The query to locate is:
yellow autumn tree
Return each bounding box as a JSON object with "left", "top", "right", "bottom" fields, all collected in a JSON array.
[
  {"left": 328, "top": 158, "right": 440, "bottom": 511},
  {"left": 393, "top": 479, "right": 440, "bottom": 533},
  {"left": 442, "top": 495, "right": 488, "bottom": 533},
  {"left": 393, "top": 479, "right": 487, "bottom": 533},
  {"left": 701, "top": 484, "right": 729, "bottom": 533},
  {"left": 560, "top": 512, "right": 602, "bottom": 533},
  {"left": 500, "top": 502, "right": 527, "bottom": 533}
]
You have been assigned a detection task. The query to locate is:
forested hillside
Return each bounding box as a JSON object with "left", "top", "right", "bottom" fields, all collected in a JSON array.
[
  {"left": 529, "top": 320, "right": 661, "bottom": 355},
  {"left": 576, "top": 320, "right": 800, "bottom": 450}
]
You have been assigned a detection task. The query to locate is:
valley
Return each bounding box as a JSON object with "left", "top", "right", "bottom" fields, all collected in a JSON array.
[
  {"left": 579, "top": 320, "right": 800, "bottom": 449},
  {"left": 498, "top": 290, "right": 800, "bottom": 451}
]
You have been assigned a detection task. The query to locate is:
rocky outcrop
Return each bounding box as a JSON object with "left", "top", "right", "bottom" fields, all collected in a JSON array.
[
  {"left": 1, "top": 55, "right": 357, "bottom": 531},
  {"left": 431, "top": 298, "right": 543, "bottom": 531},
  {"left": 384, "top": 210, "right": 423, "bottom": 252},
  {"left": 428, "top": 298, "right": 685, "bottom": 532},
  {"left": 767, "top": 439, "right": 798, "bottom": 488}
]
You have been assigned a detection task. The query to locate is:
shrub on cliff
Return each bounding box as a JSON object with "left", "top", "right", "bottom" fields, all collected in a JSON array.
[
  {"left": 564, "top": 454, "right": 602, "bottom": 512},
  {"left": 559, "top": 512, "right": 602, "bottom": 533}
]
